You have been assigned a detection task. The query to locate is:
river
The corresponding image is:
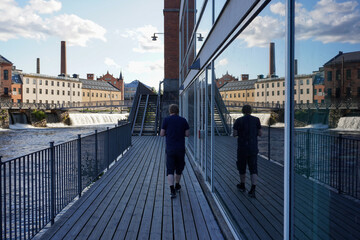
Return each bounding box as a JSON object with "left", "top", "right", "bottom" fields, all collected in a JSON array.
[{"left": 0, "top": 113, "right": 128, "bottom": 161}]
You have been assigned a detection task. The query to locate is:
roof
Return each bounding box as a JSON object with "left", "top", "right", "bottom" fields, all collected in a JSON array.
[
  {"left": 219, "top": 79, "right": 256, "bottom": 91},
  {"left": 324, "top": 51, "right": 360, "bottom": 66},
  {"left": 80, "top": 78, "right": 120, "bottom": 91},
  {"left": 124, "top": 80, "right": 151, "bottom": 89},
  {"left": 0, "top": 55, "right": 12, "bottom": 64},
  {"left": 12, "top": 74, "right": 22, "bottom": 84},
  {"left": 21, "top": 72, "right": 80, "bottom": 82}
]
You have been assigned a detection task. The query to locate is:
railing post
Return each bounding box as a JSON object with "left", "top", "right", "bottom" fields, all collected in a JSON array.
[
  {"left": 95, "top": 130, "right": 98, "bottom": 176},
  {"left": 77, "top": 135, "right": 82, "bottom": 197},
  {"left": 338, "top": 134, "right": 343, "bottom": 194},
  {"left": 107, "top": 127, "right": 110, "bottom": 169},
  {"left": 306, "top": 130, "right": 310, "bottom": 178},
  {"left": 49, "top": 142, "right": 55, "bottom": 225},
  {"left": 268, "top": 120, "right": 271, "bottom": 161}
]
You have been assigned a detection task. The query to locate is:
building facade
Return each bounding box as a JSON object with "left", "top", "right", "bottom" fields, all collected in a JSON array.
[
  {"left": 81, "top": 78, "right": 121, "bottom": 102},
  {"left": 20, "top": 72, "right": 82, "bottom": 104},
  {"left": 255, "top": 74, "right": 314, "bottom": 105},
  {"left": 97, "top": 71, "right": 124, "bottom": 100},
  {"left": 323, "top": 51, "right": 360, "bottom": 101},
  {"left": 215, "top": 72, "right": 238, "bottom": 88},
  {"left": 219, "top": 79, "right": 255, "bottom": 102},
  {"left": 11, "top": 73, "right": 22, "bottom": 103},
  {"left": 0, "top": 55, "right": 13, "bottom": 101}
]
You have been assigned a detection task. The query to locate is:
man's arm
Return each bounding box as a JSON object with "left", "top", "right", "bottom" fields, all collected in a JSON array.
[
  {"left": 185, "top": 129, "right": 190, "bottom": 137},
  {"left": 233, "top": 129, "right": 238, "bottom": 137},
  {"left": 160, "top": 129, "right": 166, "bottom": 137}
]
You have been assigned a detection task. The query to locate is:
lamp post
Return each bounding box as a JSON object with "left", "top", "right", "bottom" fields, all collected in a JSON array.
[{"left": 151, "top": 33, "right": 164, "bottom": 41}]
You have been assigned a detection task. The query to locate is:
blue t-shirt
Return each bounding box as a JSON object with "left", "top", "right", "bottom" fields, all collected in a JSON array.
[
  {"left": 233, "top": 114, "right": 261, "bottom": 155},
  {"left": 161, "top": 115, "right": 190, "bottom": 151}
]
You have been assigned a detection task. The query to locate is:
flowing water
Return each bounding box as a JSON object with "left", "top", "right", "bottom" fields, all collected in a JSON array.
[{"left": 0, "top": 113, "right": 128, "bottom": 161}]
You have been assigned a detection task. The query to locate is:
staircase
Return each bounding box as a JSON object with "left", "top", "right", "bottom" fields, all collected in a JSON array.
[
  {"left": 131, "top": 94, "right": 159, "bottom": 136},
  {"left": 207, "top": 102, "right": 229, "bottom": 136}
]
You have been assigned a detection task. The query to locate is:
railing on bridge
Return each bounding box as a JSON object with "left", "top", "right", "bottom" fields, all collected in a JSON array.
[
  {"left": 260, "top": 127, "right": 360, "bottom": 200},
  {"left": 0, "top": 100, "right": 133, "bottom": 110},
  {"left": 0, "top": 122, "right": 132, "bottom": 240},
  {"left": 224, "top": 100, "right": 360, "bottom": 110}
]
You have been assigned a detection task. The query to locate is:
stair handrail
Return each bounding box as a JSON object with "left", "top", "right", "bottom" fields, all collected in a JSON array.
[
  {"left": 128, "top": 82, "right": 155, "bottom": 125},
  {"left": 139, "top": 94, "right": 150, "bottom": 136},
  {"left": 131, "top": 94, "right": 143, "bottom": 134}
]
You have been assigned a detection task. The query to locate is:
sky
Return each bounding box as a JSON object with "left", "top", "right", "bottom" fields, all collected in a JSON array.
[
  {"left": 0, "top": 0, "right": 164, "bottom": 88},
  {"left": 212, "top": 0, "right": 360, "bottom": 80},
  {"left": 0, "top": 0, "right": 359, "bottom": 89}
]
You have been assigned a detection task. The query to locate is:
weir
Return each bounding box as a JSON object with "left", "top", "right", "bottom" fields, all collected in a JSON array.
[{"left": 68, "top": 113, "right": 128, "bottom": 126}]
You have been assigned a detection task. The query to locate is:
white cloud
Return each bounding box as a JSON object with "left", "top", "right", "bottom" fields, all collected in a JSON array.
[
  {"left": 0, "top": 0, "right": 106, "bottom": 46},
  {"left": 122, "top": 25, "right": 163, "bottom": 53},
  {"left": 238, "top": 0, "right": 360, "bottom": 47},
  {"left": 216, "top": 58, "right": 228, "bottom": 67},
  {"left": 127, "top": 59, "right": 163, "bottom": 74},
  {"left": 28, "top": 0, "right": 61, "bottom": 14},
  {"left": 104, "top": 57, "right": 120, "bottom": 69}
]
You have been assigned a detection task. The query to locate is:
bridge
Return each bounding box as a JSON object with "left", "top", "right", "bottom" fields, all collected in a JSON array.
[
  {"left": 224, "top": 100, "right": 360, "bottom": 110},
  {"left": 0, "top": 100, "right": 133, "bottom": 110}
]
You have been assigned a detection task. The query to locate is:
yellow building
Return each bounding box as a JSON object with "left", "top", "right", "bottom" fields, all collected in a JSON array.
[
  {"left": 219, "top": 79, "right": 256, "bottom": 102},
  {"left": 80, "top": 79, "right": 121, "bottom": 103}
]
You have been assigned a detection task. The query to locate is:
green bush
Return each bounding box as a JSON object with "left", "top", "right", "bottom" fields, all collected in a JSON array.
[{"left": 32, "top": 110, "right": 46, "bottom": 121}]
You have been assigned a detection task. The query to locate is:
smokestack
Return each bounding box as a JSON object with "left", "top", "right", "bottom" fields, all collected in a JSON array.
[
  {"left": 269, "top": 42, "right": 275, "bottom": 77},
  {"left": 294, "top": 59, "right": 298, "bottom": 75},
  {"left": 241, "top": 74, "right": 249, "bottom": 81},
  {"left": 36, "top": 58, "right": 40, "bottom": 74},
  {"left": 87, "top": 74, "right": 94, "bottom": 80},
  {"left": 61, "top": 41, "right": 67, "bottom": 75}
]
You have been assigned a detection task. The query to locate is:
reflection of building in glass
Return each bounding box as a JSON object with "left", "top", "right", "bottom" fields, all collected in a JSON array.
[
  {"left": 97, "top": 71, "right": 124, "bottom": 100},
  {"left": 313, "top": 70, "right": 325, "bottom": 104},
  {"left": 215, "top": 71, "right": 239, "bottom": 88},
  {"left": 219, "top": 79, "right": 255, "bottom": 102},
  {"left": 324, "top": 51, "right": 360, "bottom": 100},
  {"left": 0, "top": 55, "right": 13, "bottom": 101}
]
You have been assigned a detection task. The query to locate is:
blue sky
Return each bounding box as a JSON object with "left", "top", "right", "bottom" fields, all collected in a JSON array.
[
  {"left": 0, "top": 0, "right": 359, "bottom": 89},
  {"left": 0, "top": 0, "right": 164, "bottom": 88},
  {"left": 214, "top": 0, "right": 360, "bottom": 80}
]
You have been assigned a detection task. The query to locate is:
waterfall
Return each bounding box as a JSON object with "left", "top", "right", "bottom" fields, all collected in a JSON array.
[
  {"left": 69, "top": 113, "right": 128, "bottom": 126},
  {"left": 230, "top": 113, "right": 271, "bottom": 126},
  {"left": 10, "top": 113, "right": 28, "bottom": 124},
  {"left": 336, "top": 117, "right": 360, "bottom": 131}
]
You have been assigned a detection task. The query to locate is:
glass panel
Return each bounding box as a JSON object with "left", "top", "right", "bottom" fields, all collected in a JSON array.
[
  {"left": 294, "top": 0, "right": 360, "bottom": 239},
  {"left": 212, "top": 1, "right": 285, "bottom": 238},
  {"left": 214, "top": 0, "right": 227, "bottom": 22},
  {"left": 196, "top": 0, "right": 206, "bottom": 22},
  {"left": 196, "top": 1, "right": 212, "bottom": 54}
]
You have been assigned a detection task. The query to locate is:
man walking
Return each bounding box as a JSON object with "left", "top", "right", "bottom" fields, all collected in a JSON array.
[
  {"left": 233, "top": 105, "right": 262, "bottom": 198},
  {"left": 160, "top": 104, "right": 190, "bottom": 198}
]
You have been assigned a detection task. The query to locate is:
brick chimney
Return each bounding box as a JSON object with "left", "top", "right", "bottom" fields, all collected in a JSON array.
[
  {"left": 36, "top": 58, "right": 40, "bottom": 74},
  {"left": 87, "top": 73, "right": 94, "bottom": 80},
  {"left": 241, "top": 74, "right": 249, "bottom": 81},
  {"left": 269, "top": 42, "right": 275, "bottom": 77},
  {"left": 61, "top": 41, "right": 67, "bottom": 75}
]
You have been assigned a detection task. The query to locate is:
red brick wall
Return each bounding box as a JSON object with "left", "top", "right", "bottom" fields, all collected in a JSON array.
[
  {"left": 164, "top": 0, "right": 180, "bottom": 80},
  {"left": 0, "top": 63, "right": 12, "bottom": 99},
  {"left": 98, "top": 72, "right": 124, "bottom": 100},
  {"left": 11, "top": 83, "right": 22, "bottom": 103}
]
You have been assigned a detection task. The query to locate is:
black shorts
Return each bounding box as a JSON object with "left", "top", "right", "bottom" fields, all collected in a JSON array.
[
  {"left": 237, "top": 151, "right": 258, "bottom": 175},
  {"left": 166, "top": 149, "right": 185, "bottom": 175}
]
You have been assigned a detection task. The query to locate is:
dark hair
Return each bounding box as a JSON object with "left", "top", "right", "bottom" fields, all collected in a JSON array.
[
  {"left": 169, "top": 104, "right": 179, "bottom": 114},
  {"left": 242, "top": 105, "right": 252, "bottom": 114}
]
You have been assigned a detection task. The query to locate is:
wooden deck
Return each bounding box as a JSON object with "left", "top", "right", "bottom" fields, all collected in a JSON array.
[
  {"left": 36, "top": 136, "right": 224, "bottom": 240},
  {"left": 206, "top": 136, "right": 360, "bottom": 240}
]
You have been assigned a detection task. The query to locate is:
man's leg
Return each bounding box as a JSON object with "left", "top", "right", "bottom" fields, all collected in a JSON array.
[
  {"left": 248, "top": 154, "right": 258, "bottom": 198},
  {"left": 236, "top": 150, "right": 247, "bottom": 191},
  {"left": 174, "top": 150, "right": 185, "bottom": 191},
  {"left": 166, "top": 151, "right": 176, "bottom": 198}
]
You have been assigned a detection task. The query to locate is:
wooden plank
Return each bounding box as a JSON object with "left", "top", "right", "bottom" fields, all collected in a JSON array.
[
  {"left": 162, "top": 147, "right": 174, "bottom": 240},
  {"left": 73, "top": 137, "right": 156, "bottom": 239}
]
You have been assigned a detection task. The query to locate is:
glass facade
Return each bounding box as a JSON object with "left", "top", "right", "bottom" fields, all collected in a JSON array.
[{"left": 179, "top": 0, "right": 360, "bottom": 239}]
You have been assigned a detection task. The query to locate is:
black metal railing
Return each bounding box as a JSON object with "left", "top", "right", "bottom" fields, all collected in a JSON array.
[
  {"left": 295, "top": 130, "right": 359, "bottom": 199},
  {"left": 0, "top": 122, "right": 132, "bottom": 240},
  {"left": 259, "top": 126, "right": 359, "bottom": 200}
]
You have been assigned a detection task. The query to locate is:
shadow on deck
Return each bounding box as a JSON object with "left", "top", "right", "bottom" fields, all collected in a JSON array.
[{"left": 35, "top": 136, "right": 224, "bottom": 240}]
